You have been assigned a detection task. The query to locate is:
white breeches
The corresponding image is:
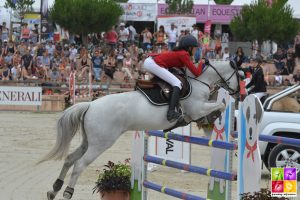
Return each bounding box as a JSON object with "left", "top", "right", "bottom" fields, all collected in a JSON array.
[
  {"left": 254, "top": 92, "right": 267, "bottom": 99},
  {"left": 143, "top": 57, "right": 182, "bottom": 89}
]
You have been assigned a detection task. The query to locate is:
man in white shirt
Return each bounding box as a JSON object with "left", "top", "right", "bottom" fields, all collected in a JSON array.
[
  {"left": 69, "top": 43, "right": 78, "bottom": 63},
  {"left": 118, "top": 23, "right": 129, "bottom": 47},
  {"left": 166, "top": 23, "right": 177, "bottom": 50},
  {"left": 191, "top": 24, "right": 199, "bottom": 41}
]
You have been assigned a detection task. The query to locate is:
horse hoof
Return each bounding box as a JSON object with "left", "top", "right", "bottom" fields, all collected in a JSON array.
[
  {"left": 63, "top": 192, "right": 72, "bottom": 199},
  {"left": 47, "top": 191, "right": 55, "bottom": 200}
]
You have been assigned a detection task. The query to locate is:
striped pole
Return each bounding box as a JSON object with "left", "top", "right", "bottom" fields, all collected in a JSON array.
[
  {"left": 143, "top": 181, "right": 206, "bottom": 200},
  {"left": 145, "top": 155, "right": 237, "bottom": 181},
  {"left": 146, "top": 130, "right": 237, "bottom": 151},
  {"left": 231, "top": 132, "right": 300, "bottom": 147}
]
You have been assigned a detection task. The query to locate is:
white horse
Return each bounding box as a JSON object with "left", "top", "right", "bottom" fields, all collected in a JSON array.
[{"left": 39, "top": 60, "right": 243, "bottom": 200}]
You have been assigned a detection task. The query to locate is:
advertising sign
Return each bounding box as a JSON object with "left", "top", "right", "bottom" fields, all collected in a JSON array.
[
  {"left": 0, "top": 86, "right": 42, "bottom": 106},
  {"left": 23, "top": 13, "right": 41, "bottom": 30},
  {"left": 120, "top": 3, "right": 157, "bottom": 21},
  {"left": 158, "top": 4, "right": 242, "bottom": 24},
  {"left": 157, "top": 15, "right": 196, "bottom": 35}
]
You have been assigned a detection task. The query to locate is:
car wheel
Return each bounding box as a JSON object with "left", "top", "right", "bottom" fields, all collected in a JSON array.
[{"left": 268, "top": 144, "right": 300, "bottom": 179}]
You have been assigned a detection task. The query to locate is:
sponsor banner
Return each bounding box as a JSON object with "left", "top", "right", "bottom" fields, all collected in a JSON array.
[
  {"left": 0, "top": 86, "right": 42, "bottom": 106},
  {"left": 157, "top": 15, "right": 196, "bottom": 35},
  {"left": 120, "top": 3, "right": 157, "bottom": 21},
  {"left": 23, "top": 13, "right": 41, "bottom": 30},
  {"left": 158, "top": 4, "right": 242, "bottom": 24}
]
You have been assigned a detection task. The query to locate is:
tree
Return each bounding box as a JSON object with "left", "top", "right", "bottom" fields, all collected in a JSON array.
[
  {"left": 165, "top": 0, "right": 194, "bottom": 15},
  {"left": 214, "top": 0, "right": 233, "bottom": 4},
  {"left": 50, "top": 0, "right": 123, "bottom": 46},
  {"left": 230, "top": 0, "right": 299, "bottom": 49},
  {"left": 4, "top": 0, "right": 35, "bottom": 22}
]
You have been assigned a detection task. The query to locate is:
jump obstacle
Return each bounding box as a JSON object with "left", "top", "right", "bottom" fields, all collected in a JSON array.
[{"left": 131, "top": 92, "right": 300, "bottom": 200}]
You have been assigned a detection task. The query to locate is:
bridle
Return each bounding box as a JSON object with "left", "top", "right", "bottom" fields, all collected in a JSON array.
[{"left": 188, "top": 60, "right": 242, "bottom": 96}]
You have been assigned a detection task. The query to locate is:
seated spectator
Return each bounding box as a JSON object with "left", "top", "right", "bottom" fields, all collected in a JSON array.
[
  {"left": 76, "top": 53, "right": 91, "bottom": 81},
  {"left": 273, "top": 47, "right": 286, "bottom": 71},
  {"left": 221, "top": 47, "right": 231, "bottom": 61},
  {"left": 104, "top": 50, "right": 116, "bottom": 79},
  {"left": 4, "top": 51, "right": 13, "bottom": 68},
  {"left": 283, "top": 78, "right": 292, "bottom": 86},
  {"left": 214, "top": 35, "right": 222, "bottom": 59},
  {"left": 13, "top": 51, "right": 22, "bottom": 67},
  {"left": 18, "top": 41, "right": 27, "bottom": 56},
  {"left": 122, "top": 52, "right": 133, "bottom": 80},
  {"left": 46, "top": 41, "right": 55, "bottom": 58},
  {"left": 286, "top": 48, "right": 296, "bottom": 74},
  {"left": 50, "top": 67, "right": 60, "bottom": 82},
  {"left": 1, "top": 63, "right": 10, "bottom": 80},
  {"left": 21, "top": 49, "right": 33, "bottom": 78},
  {"left": 274, "top": 70, "right": 283, "bottom": 86},
  {"left": 11, "top": 64, "right": 20, "bottom": 80},
  {"left": 115, "top": 42, "right": 127, "bottom": 68},
  {"left": 40, "top": 51, "right": 51, "bottom": 80},
  {"left": 20, "top": 66, "right": 38, "bottom": 80},
  {"left": 234, "top": 47, "right": 246, "bottom": 67},
  {"left": 293, "top": 69, "right": 300, "bottom": 84}
]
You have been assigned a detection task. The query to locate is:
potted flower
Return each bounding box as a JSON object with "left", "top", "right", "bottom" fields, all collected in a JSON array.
[{"left": 93, "top": 159, "right": 131, "bottom": 200}]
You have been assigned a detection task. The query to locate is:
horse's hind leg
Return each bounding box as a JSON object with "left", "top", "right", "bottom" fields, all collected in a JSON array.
[
  {"left": 47, "top": 144, "right": 87, "bottom": 200},
  {"left": 62, "top": 142, "right": 112, "bottom": 199}
]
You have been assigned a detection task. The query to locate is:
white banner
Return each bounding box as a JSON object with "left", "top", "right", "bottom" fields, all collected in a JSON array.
[
  {"left": 120, "top": 3, "right": 157, "bottom": 21},
  {"left": 0, "top": 86, "right": 42, "bottom": 106},
  {"left": 157, "top": 15, "right": 196, "bottom": 35}
]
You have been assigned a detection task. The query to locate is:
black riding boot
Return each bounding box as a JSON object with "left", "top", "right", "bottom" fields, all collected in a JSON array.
[{"left": 167, "top": 86, "right": 182, "bottom": 122}]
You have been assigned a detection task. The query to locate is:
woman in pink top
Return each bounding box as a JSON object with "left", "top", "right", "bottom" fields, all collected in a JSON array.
[{"left": 21, "top": 23, "right": 30, "bottom": 42}]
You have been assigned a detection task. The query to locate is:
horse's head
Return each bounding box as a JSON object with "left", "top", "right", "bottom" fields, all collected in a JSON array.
[{"left": 203, "top": 60, "right": 244, "bottom": 97}]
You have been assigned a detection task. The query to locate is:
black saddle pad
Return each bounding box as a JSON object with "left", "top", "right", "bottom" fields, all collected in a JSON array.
[{"left": 136, "top": 81, "right": 192, "bottom": 106}]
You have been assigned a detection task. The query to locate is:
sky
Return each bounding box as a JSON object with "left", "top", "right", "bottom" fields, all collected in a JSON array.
[{"left": 0, "top": 0, "right": 299, "bottom": 17}]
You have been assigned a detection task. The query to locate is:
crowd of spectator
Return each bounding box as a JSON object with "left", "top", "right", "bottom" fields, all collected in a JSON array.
[{"left": 0, "top": 21, "right": 300, "bottom": 93}]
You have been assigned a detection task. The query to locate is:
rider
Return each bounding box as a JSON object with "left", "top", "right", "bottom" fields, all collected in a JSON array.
[
  {"left": 143, "top": 35, "right": 204, "bottom": 122},
  {"left": 246, "top": 55, "right": 267, "bottom": 102}
]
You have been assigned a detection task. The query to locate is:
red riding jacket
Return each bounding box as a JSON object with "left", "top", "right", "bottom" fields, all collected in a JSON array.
[{"left": 153, "top": 50, "right": 203, "bottom": 77}]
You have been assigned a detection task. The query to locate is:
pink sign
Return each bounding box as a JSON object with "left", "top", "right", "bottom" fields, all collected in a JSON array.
[{"left": 158, "top": 4, "right": 242, "bottom": 24}]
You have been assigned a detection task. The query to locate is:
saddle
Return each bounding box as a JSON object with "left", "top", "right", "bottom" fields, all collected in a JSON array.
[{"left": 136, "top": 68, "right": 191, "bottom": 106}]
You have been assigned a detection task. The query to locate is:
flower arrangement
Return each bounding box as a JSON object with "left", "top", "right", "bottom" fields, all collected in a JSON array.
[{"left": 93, "top": 159, "right": 131, "bottom": 199}]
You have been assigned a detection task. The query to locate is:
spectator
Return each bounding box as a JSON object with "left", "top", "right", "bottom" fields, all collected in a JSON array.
[
  {"left": 294, "top": 31, "right": 300, "bottom": 64},
  {"left": 92, "top": 50, "right": 104, "bottom": 82},
  {"left": 1, "top": 40, "right": 8, "bottom": 56},
  {"left": 153, "top": 25, "right": 166, "bottom": 47},
  {"left": 21, "top": 23, "right": 30, "bottom": 42},
  {"left": 273, "top": 47, "right": 287, "bottom": 71},
  {"left": 122, "top": 52, "right": 133, "bottom": 80},
  {"left": 69, "top": 43, "right": 78, "bottom": 63},
  {"left": 63, "top": 44, "right": 70, "bottom": 58},
  {"left": 46, "top": 41, "right": 55, "bottom": 58},
  {"left": 141, "top": 27, "right": 152, "bottom": 51},
  {"left": 50, "top": 67, "right": 60, "bottom": 82},
  {"left": 283, "top": 78, "right": 292, "bottom": 86},
  {"left": 214, "top": 35, "right": 222, "bottom": 59},
  {"left": 286, "top": 48, "right": 296, "bottom": 74},
  {"left": 118, "top": 23, "right": 129, "bottom": 47},
  {"left": 17, "top": 41, "right": 27, "bottom": 56},
  {"left": 202, "top": 32, "right": 211, "bottom": 58},
  {"left": 41, "top": 51, "right": 51, "bottom": 80},
  {"left": 76, "top": 53, "right": 91, "bottom": 81},
  {"left": 21, "top": 49, "right": 33, "bottom": 74},
  {"left": 104, "top": 50, "right": 116, "bottom": 79},
  {"left": 293, "top": 69, "right": 300, "bottom": 84},
  {"left": 13, "top": 51, "right": 22, "bottom": 67},
  {"left": 221, "top": 47, "right": 231, "bottom": 61},
  {"left": 274, "top": 70, "right": 283, "bottom": 86},
  {"left": 115, "top": 42, "right": 127, "bottom": 68},
  {"left": 234, "top": 47, "right": 246, "bottom": 67},
  {"left": 166, "top": 23, "right": 177, "bottom": 50},
  {"left": 1, "top": 22, "right": 9, "bottom": 42},
  {"left": 4, "top": 51, "right": 13, "bottom": 68},
  {"left": 31, "top": 24, "right": 39, "bottom": 43},
  {"left": 178, "top": 30, "right": 185, "bottom": 41},
  {"left": 191, "top": 24, "right": 199, "bottom": 41},
  {"left": 105, "top": 26, "right": 118, "bottom": 50},
  {"left": 1, "top": 63, "right": 10, "bottom": 80},
  {"left": 127, "top": 24, "right": 137, "bottom": 45},
  {"left": 36, "top": 43, "right": 45, "bottom": 57}
]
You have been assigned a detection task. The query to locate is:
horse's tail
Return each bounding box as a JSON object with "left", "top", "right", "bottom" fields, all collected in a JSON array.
[{"left": 38, "top": 102, "right": 90, "bottom": 164}]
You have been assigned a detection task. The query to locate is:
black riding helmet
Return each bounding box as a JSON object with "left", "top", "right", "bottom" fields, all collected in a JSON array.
[{"left": 178, "top": 35, "right": 198, "bottom": 49}]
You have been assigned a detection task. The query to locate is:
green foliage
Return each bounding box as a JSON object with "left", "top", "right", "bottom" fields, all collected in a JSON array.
[
  {"left": 214, "top": 0, "right": 234, "bottom": 5},
  {"left": 50, "top": 0, "right": 123, "bottom": 35},
  {"left": 166, "top": 0, "right": 194, "bottom": 15},
  {"left": 230, "top": 0, "right": 299, "bottom": 45},
  {"left": 241, "top": 188, "right": 288, "bottom": 200},
  {"left": 93, "top": 159, "right": 131, "bottom": 194},
  {"left": 4, "top": 0, "right": 35, "bottom": 19}
]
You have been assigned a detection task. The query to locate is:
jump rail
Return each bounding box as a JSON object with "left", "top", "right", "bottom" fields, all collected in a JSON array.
[
  {"left": 146, "top": 130, "right": 237, "bottom": 151},
  {"left": 143, "top": 181, "right": 205, "bottom": 200},
  {"left": 144, "top": 155, "right": 237, "bottom": 181}
]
